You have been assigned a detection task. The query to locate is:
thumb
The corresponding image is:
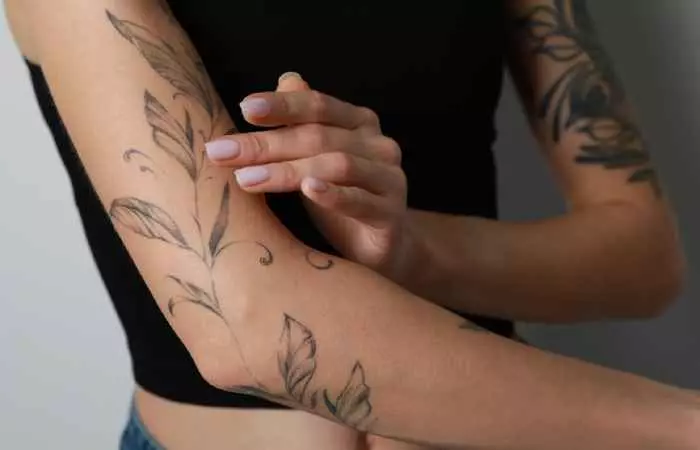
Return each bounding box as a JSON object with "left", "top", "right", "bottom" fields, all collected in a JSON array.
[{"left": 277, "top": 71, "right": 311, "bottom": 92}]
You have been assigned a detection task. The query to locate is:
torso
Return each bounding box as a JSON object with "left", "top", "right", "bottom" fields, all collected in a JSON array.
[{"left": 8, "top": 1, "right": 507, "bottom": 448}]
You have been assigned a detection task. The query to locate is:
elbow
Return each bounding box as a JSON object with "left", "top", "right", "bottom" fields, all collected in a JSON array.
[
  {"left": 611, "top": 205, "right": 687, "bottom": 319},
  {"left": 628, "top": 249, "right": 685, "bottom": 319},
  {"left": 194, "top": 346, "right": 270, "bottom": 394}
]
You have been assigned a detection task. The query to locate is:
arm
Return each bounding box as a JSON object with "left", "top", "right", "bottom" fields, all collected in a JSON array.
[
  {"left": 392, "top": 0, "right": 685, "bottom": 323},
  {"left": 17, "top": 1, "right": 698, "bottom": 448}
]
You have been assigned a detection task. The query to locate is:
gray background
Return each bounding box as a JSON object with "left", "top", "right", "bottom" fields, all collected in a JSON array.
[{"left": 0, "top": 1, "right": 698, "bottom": 448}]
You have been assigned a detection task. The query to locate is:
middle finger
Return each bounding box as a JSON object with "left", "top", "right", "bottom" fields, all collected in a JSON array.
[
  {"left": 239, "top": 90, "right": 380, "bottom": 131},
  {"left": 207, "top": 124, "right": 374, "bottom": 167}
]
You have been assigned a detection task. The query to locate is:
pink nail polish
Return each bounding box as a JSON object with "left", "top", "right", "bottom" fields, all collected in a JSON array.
[
  {"left": 205, "top": 139, "right": 240, "bottom": 160},
  {"left": 305, "top": 177, "right": 328, "bottom": 192},
  {"left": 235, "top": 166, "right": 270, "bottom": 187},
  {"left": 240, "top": 98, "right": 271, "bottom": 117}
]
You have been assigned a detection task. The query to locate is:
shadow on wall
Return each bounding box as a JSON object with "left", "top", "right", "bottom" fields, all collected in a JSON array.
[{"left": 494, "top": 0, "right": 700, "bottom": 388}]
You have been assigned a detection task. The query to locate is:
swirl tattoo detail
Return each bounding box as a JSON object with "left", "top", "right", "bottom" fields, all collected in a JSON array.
[{"left": 517, "top": 0, "right": 659, "bottom": 194}]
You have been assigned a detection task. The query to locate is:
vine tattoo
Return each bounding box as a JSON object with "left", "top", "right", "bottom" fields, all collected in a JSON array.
[
  {"left": 104, "top": 10, "right": 371, "bottom": 428},
  {"left": 228, "top": 315, "right": 374, "bottom": 430},
  {"left": 517, "top": 0, "right": 659, "bottom": 193},
  {"left": 106, "top": 10, "right": 272, "bottom": 323}
]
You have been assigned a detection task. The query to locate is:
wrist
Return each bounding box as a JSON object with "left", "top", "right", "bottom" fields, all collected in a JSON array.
[
  {"left": 627, "top": 388, "right": 700, "bottom": 450},
  {"left": 385, "top": 213, "right": 431, "bottom": 292}
]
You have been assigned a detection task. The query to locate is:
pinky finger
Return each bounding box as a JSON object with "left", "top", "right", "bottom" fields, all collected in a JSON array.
[{"left": 301, "top": 177, "right": 390, "bottom": 225}]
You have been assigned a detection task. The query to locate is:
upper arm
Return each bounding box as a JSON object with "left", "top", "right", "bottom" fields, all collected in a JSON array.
[
  {"left": 504, "top": 0, "right": 662, "bottom": 209},
  {"left": 16, "top": 0, "right": 297, "bottom": 376}
]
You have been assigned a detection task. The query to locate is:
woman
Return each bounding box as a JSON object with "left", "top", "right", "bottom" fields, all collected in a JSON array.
[{"left": 5, "top": 0, "right": 699, "bottom": 449}]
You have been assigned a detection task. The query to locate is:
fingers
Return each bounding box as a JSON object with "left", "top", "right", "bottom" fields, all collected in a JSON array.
[
  {"left": 233, "top": 151, "right": 405, "bottom": 198},
  {"left": 240, "top": 88, "right": 380, "bottom": 131},
  {"left": 206, "top": 126, "right": 401, "bottom": 167},
  {"left": 301, "top": 178, "right": 396, "bottom": 224}
]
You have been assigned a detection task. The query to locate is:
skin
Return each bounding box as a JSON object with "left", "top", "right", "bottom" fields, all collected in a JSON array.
[
  {"left": 210, "top": 2, "right": 684, "bottom": 324},
  {"left": 5, "top": 1, "right": 695, "bottom": 450}
]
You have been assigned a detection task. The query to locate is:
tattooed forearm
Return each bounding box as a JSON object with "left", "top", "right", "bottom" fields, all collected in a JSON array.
[
  {"left": 105, "top": 10, "right": 343, "bottom": 399},
  {"left": 516, "top": 0, "right": 659, "bottom": 194},
  {"left": 227, "top": 314, "right": 375, "bottom": 430},
  {"left": 105, "top": 10, "right": 276, "bottom": 387}
]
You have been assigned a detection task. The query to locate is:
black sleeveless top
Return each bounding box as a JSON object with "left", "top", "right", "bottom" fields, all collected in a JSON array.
[{"left": 26, "top": 0, "right": 511, "bottom": 408}]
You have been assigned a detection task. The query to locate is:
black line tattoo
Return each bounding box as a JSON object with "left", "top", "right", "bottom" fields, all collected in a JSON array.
[
  {"left": 305, "top": 251, "right": 335, "bottom": 270},
  {"left": 228, "top": 314, "right": 375, "bottom": 430},
  {"left": 105, "top": 11, "right": 359, "bottom": 424},
  {"left": 517, "top": 0, "right": 659, "bottom": 194},
  {"left": 107, "top": 11, "right": 220, "bottom": 130},
  {"left": 106, "top": 10, "right": 273, "bottom": 383}
]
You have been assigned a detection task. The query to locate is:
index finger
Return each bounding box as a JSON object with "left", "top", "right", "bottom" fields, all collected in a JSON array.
[{"left": 239, "top": 90, "right": 380, "bottom": 131}]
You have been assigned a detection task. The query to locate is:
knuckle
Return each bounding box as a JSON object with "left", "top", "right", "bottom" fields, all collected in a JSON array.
[
  {"left": 300, "top": 123, "right": 329, "bottom": 154},
  {"left": 247, "top": 133, "right": 269, "bottom": 162},
  {"left": 308, "top": 90, "right": 328, "bottom": 120},
  {"left": 387, "top": 164, "right": 408, "bottom": 189},
  {"left": 378, "top": 136, "right": 402, "bottom": 164},
  {"left": 359, "top": 107, "right": 380, "bottom": 127},
  {"left": 326, "top": 152, "right": 355, "bottom": 179},
  {"left": 276, "top": 162, "right": 299, "bottom": 186}
]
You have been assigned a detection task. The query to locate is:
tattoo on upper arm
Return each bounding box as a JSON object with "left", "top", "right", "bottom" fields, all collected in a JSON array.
[
  {"left": 516, "top": 0, "right": 660, "bottom": 194},
  {"left": 104, "top": 10, "right": 368, "bottom": 427}
]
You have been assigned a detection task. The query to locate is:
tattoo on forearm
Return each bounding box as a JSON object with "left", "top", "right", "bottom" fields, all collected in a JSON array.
[
  {"left": 517, "top": 0, "right": 659, "bottom": 194},
  {"left": 227, "top": 314, "right": 375, "bottom": 430},
  {"left": 106, "top": 10, "right": 274, "bottom": 384},
  {"left": 105, "top": 10, "right": 358, "bottom": 425}
]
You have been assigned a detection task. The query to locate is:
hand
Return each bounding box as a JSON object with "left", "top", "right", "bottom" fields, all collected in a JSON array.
[{"left": 205, "top": 73, "right": 411, "bottom": 278}]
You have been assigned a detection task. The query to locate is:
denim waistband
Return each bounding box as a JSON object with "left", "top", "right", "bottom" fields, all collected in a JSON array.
[{"left": 119, "top": 400, "right": 165, "bottom": 450}]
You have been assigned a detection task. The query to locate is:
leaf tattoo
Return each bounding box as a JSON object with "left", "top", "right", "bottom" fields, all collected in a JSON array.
[
  {"left": 225, "top": 313, "right": 375, "bottom": 428},
  {"left": 106, "top": 9, "right": 288, "bottom": 399},
  {"left": 278, "top": 315, "right": 318, "bottom": 403},
  {"left": 144, "top": 91, "right": 197, "bottom": 179},
  {"left": 107, "top": 11, "right": 216, "bottom": 117},
  {"left": 167, "top": 275, "right": 222, "bottom": 318},
  {"left": 209, "top": 182, "right": 231, "bottom": 258},
  {"left": 110, "top": 197, "right": 189, "bottom": 249},
  {"left": 323, "top": 362, "right": 373, "bottom": 427}
]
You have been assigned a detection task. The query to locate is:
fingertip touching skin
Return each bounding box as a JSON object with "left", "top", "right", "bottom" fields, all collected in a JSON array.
[{"left": 203, "top": 72, "right": 408, "bottom": 274}]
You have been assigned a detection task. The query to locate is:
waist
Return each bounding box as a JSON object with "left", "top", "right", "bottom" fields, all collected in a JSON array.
[{"left": 133, "top": 386, "right": 364, "bottom": 450}]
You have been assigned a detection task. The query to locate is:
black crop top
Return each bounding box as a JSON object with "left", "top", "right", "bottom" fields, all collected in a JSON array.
[{"left": 25, "top": 0, "right": 511, "bottom": 409}]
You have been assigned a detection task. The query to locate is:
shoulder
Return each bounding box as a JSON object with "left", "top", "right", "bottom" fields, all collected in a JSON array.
[{"left": 5, "top": 0, "right": 41, "bottom": 64}]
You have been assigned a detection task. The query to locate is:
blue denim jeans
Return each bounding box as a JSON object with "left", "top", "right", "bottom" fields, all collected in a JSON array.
[{"left": 119, "top": 401, "right": 165, "bottom": 450}]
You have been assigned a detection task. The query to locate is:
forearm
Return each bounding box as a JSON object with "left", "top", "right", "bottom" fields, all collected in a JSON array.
[
  {"left": 399, "top": 203, "right": 683, "bottom": 322},
  {"left": 216, "top": 244, "right": 698, "bottom": 450}
]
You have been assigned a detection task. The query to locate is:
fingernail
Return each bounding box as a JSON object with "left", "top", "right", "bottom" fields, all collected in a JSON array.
[
  {"left": 279, "top": 71, "right": 302, "bottom": 83},
  {"left": 240, "top": 98, "right": 271, "bottom": 117},
  {"left": 205, "top": 139, "right": 240, "bottom": 160},
  {"left": 305, "top": 177, "right": 328, "bottom": 192},
  {"left": 235, "top": 166, "right": 270, "bottom": 187}
]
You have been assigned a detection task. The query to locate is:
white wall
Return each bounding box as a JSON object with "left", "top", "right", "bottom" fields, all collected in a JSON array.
[
  {"left": 0, "top": 9, "right": 132, "bottom": 450},
  {"left": 0, "top": 1, "right": 698, "bottom": 449}
]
